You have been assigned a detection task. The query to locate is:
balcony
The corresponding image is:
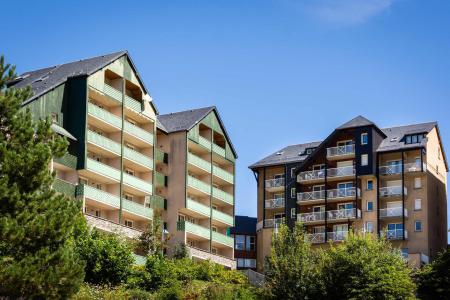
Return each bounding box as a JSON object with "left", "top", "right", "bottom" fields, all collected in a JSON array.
[
  {"left": 155, "top": 149, "right": 168, "bottom": 164},
  {"left": 326, "top": 144, "right": 355, "bottom": 160},
  {"left": 256, "top": 218, "right": 285, "bottom": 231},
  {"left": 124, "top": 147, "right": 153, "bottom": 170},
  {"left": 297, "top": 170, "right": 325, "bottom": 183},
  {"left": 327, "top": 208, "right": 360, "bottom": 221},
  {"left": 88, "top": 102, "right": 122, "bottom": 129},
  {"left": 186, "top": 198, "right": 211, "bottom": 217},
  {"left": 146, "top": 194, "right": 166, "bottom": 210},
  {"left": 103, "top": 84, "right": 123, "bottom": 103},
  {"left": 328, "top": 231, "right": 348, "bottom": 242},
  {"left": 212, "top": 187, "right": 234, "bottom": 205},
  {"left": 53, "top": 178, "right": 76, "bottom": 197},
  {"left": 124, "top": 94, "right": 143, "bottom": 114},
  {"left": 379, "top": 207, "right": 408, "bottom": 218},
  {"left": 297, "top": 190, "right": 325, "bottom": 203},
  {"left": 384, "top": 229, "right": 408, "bottom": 240},
  {"left": 76, "top": 184, "right": 120, "bottom": 208},
  {"left": 85, "top": 214, "right": 142, "bottom": 239},
  {"left": 212, "top": 231, "right": 234, "bottom": 248},
  {"left": 87, "top": 130, "right": 121, "bottom": 155},
  {"left": 212, "top": 165, "right": 234, "bottom": 184},
  {"left": 379, "top": 164, "right": 402, "bottom": 176},
  {"left": 187, "top": 176, "right": 211, "bottom": 196},
  {"left": 54, "top": 153, "right": 77, "bottom": 169},
  {"left": 177, "top": 220, "right": 210, "bottom": 240},
  {"left": 154, "top": 171, "right": 166, "bottom": 188},
  {"left": 124, "top": 121, "right": 154, "bottom": 146},
  {"left": 212, "top": 209, "right": 234, "bottom": 226},
  {"left": 85, "top": 158, "right": 121, "bottom": 182},
  {"left": 187, "top": 246, "right": 236, "bottom": 269},
  {"left": 327, "top": 187, "right": 360, "bottom": 201},
  {"left": 188, "top": 152, "right": 211, "bottom": 173},
  {"left": 123, "top": 173, "right": 153, "bottom": 195},
  {"left": 297, "top": 211, "right": 325, "bottom": 223},
  {"left": 212, "top": 143, "right": 226, "bottom": 157},
  {"left": 327, "top": 166, "right": 355, "bottom": 180},
  {"left": 306, "top": 233, "right": 326, "bottom": 244},
  {"left": 123, "top": 198, "right": 153, "bottom": 219},
  {"left": 198, "top": 136, "right": 212, "bottom": 150},
  {"left": 265, "top": 178, "right": 285, "bottom": 192},
  {"left": 265, "top": 197, "right": 285, "bottom": 209},
  {"left": 404, "top": 162, "right": 427, "bottom": 173},
  {"left": 379, "top": 186, "right": 407, "bottom": 197}
]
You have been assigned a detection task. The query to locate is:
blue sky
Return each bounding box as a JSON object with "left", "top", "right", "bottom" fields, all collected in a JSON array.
[{"left": 3, "top": 1, "right": 449, "bottom": 227}]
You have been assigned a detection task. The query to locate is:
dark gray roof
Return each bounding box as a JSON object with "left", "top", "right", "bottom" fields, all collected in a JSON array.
[
  {"left": 157, "top": 106, "right": 238, "bottom": 158},
  {"left": 10, "top": 51, "right": 127, "bottom": 106},
  {"left": 230, "top": 216, "right": 257, "bottom": 235},
  {"left": 377, "top": 122, "right": 437, "bottom": 152},
  {"left": 336, "top": 115, "right": 375, "bottom": 130},
  {"left": 249, "top": 141, "right": 322, "bottom": 169}
]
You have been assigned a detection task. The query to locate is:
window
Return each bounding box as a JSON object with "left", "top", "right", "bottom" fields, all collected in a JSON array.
[
  {"left": 124, "top": 194, "right": 133, "bottom": 201},
  {"left": 404, "top": 133, "right": 426, "bottom": 144},
  {"left": 125, "top": 220, "right": 133, "bottom": 228},
  {"left": 415, "top": 221, "right": 422, "bottom": 232},
  {"left": 235, "top": 235, "right": 245, "bottom": 250},
  {"left": 245, "top": 259, "right": 256, "bottom": 268},
  {"left": 237, "top": 258, "right": 245, "bottom": 268},
  {"left": 211, "top": 247, "right": 218, "bottom": 254},
  {"left": 366, "top": 222, "right": 374, "bottom": 233},
  {"left": 367, "top": 201, "right": 373, "bottom": 212},
  {"left": 401, "top": 248, "right": 409, "bottom": 259},
  {"left": 246, "top": 236, "right": 256, "bottom": 251},
  {"left": 291, "top": 188, "right": 296, "bottom": 198},
  {"left": 361, "top": 154, "right": 368, "bottom": 166},
  {"left": 125, "top": 169, "right": 135, "bottom": 176},
  {"left": 361, "top": 133, "right": 368, "bottom": 145},
  {"left": 415, "top": 199, "right": 422, "bottom": 211},
  {"left": 211, "top": 226, "right": 218, "bottom": 232},
  {"left": 367, "top": 180, "right": 373, "bottom": 190},
  {"left": 291, "top": 208, "right": 296, "bottom": 219},
  {"left": 414, "top": 178, "right": 422, "bottom": 189},
  {"left": 291, "top": 168, "right": 296, "bottom": 178},
  {"left": 51, "top": 112, "right": 58, "bottom": 123}
]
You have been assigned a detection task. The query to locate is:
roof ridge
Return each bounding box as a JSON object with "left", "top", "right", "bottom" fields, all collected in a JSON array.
[
  {"left": 157, "top": 106, "right": 215, "bottom": 117},
  {"left": 381, "top": 121, "right": 437, "bottom": 130}
]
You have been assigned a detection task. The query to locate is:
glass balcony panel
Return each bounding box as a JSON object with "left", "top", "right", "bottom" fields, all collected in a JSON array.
[
  {"left": 327, "top": 187, "right": 360, "bottom": 199},
  {"left": 265, "top": 178, "right": 285, "bottom": 188},
  {"left": 326, "top": 144, "right": 355, "bottom": 157},
  {"left": 297, "top": 212, "right": 325, "bottom": 223},
  {"left": 327, "top": 208, "right": 359, "bottom": 220},
  {"left": 298, "top": 170, "right": 325, "bottom": 182},
  {"left": 265, "top": 198, "right": 285, "bottom": 208},
  {"left": 297, "top": 190, "right": 325, "bottom": 202},
  {"left": 327, "top": 166, "right": 355, "bottom": 178}
]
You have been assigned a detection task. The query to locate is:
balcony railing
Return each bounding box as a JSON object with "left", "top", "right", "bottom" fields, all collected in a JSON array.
[
  {"left": 379, "top": 186, "right": 407, "bottom": 197},
  {"left": 123, "top": 198, "right": 153, "bottom": 219},
  {"left": 155, "top": 149, "right": 168, "bottom": 164},
  {"left": 384, "top": 229, "right": 407, "bottom": 240},
  {"left": 154, "top": 171, "right": 166, "bottom": 188},
  {"left": 297, "top": 169, "right": 325, "bottom": 182},
  {"left": 87, "top": 130, "right": 121, "bottom": 155},
  {"left": 404, "top": 162, "right": 426, "bottom": 173},
  {"left": 54, "top": 153, "right": 77, "bottom": 169},
  {"left": 326, "top": 144, "right": 355, "bottom": 158},
  {"left": 212, "top": 187, "right": 234, "bottom": 205},
  {"left": 306, "top": 233, "right": 326, "bottom": 244},
  {"left": 263, "top": 218, "right": 285, "bottom": 228},
  {"left": 188, "top": 152, "right": 211, "bottom": 172},
  {"left": 124, "top": 147, "right": 153, "bottom": 169},
  {"left": 212, "top": 165, "right": 234, "bottom": 183},
  {"left": 297, "top": 211, "right": 325, "bottom": 223},
  {"left": 146, "top": 194, "right": 166, "bottom": 210},
  {"left": 265, "top": 178, "right": 285, "bottom": 189},
  {"left": 88, "top": 102, "right": 122, "bottom": 128},
  {"left": 124, "top": 94, "right": 142, "bottom": 113},
  {"left": 379, "top": 207, "right": 408, "bottom": 218},
  {"left": 53, "top": 178, "right": 76, "bottom": 197},
  {"left": 379, "top": 164, "right": 402, "bottom": 175},
  {"left": 188, "top": 175, "right": 211, "bottom": 195},
  {"left": 212, "top": 231, "right": 234, "bottom": 247},
  {"left": 297, "top": 190, "right": 326, "bottom": 202},
  {"left": 328, "top": 231, "right": 348, "bottom": 242},
  {"left": 327, "top": 187, "right": 360, "bottom": 200},
  {"left": 177, "top": 220, "right": 210, "bottom": 240},
  {"left": 123, "top": 173, "right": 153, "bottom": 194},
  {"left": 265, "top": 198, "right": 285, "bottom": 209},
  {"left": 212, "top": 143, "right": 226, "bottom": 157},
  {"left": 186, "top": 198, "right": 211, "bottom": 217},
  {"left": 327, "top": 166, "right": 355, "bottom": 178},
  {"left": 124, "top": 121, "right": 154, "bottom": 145},
  {"left": 103, "top": 84, "right": 122, "bottom": 102},
  {"left": 212, "top": 209, "right": 234, "bottom": 226},
  {"left": 77, "top": 184, "right": 120, "bottom": 208},
  {"left": 86, "top": 158, "right": 121, "bottom": 181},
  {"left": 327, "top": 208, "right": 360, "bottom": 220},
  {"left": 198, "top": 136, "right": 212, "bottom": 150}
]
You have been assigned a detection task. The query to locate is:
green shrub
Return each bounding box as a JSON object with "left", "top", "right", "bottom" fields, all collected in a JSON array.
[{"left": 155, "top": 282, "right": 183, "bottom": 300}]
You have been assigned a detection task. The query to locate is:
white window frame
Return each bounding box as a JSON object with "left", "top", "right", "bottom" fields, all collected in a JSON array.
[
  {"left": 124, "top": 219, "right": 134, "bottom": 228},
  {"left": 414, "top": 220, "right": 422, "bottom": 232},
  {"left": 291, "top": 187, "right": 296, "bottom": 198},
  {"left": 361, "top": 154, "right": 369, "bottom": 166},
  {"left": 366, "top": 221, "right": 374, "bottom": 233},
  {"left": 361, "top": 133, "right": 368, "bottom": 145},
  {"left": 291, "top": 208, "right": 296, "bottom": 219},
  {"left": 414, "top": 177, "right": 422, "bottom": 189},
  {"left": 414, "top": 199, "right": 422, "bottom": 211}
]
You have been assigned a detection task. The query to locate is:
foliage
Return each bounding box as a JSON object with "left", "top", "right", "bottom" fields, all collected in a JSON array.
[
  {"left": 172, "top": 242, "right": 189, "bottom": 259},
  {"left": 71, "top": 283, "right": 153, "bottom": 300},
  {"left": 76, "top": 229, "right": 134, "bottom": 286},
  {"left": 264, "top": 223, "right": 324, "bottom": 299},
  {"left": 416, "top": 248, "right": 450, "bottom": 300},
  {"left": 321, "top": 232, "right": 416, "bottom": 300},
  {"left": 0, "top": 55, "right": 86, "bottom": 299},
  {"left": 138, "top": 209, "right": 169, "bottom": 257}
]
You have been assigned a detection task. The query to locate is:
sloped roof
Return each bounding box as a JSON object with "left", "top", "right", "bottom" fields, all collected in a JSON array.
[
  {"left": 336, "top": 115, "right": 375, "bottom": 130},
  {"left": 378, "top": 122, "right": 437, "bottom": 152},
  {"left": 230, "top": 216, "right": 257, "bottom": 235},
  {"left": 249, "top": 141, "right": 322, "bottom": 169},
  {"left": 157, "top": 106, "right": 237, "bottom": 158}
]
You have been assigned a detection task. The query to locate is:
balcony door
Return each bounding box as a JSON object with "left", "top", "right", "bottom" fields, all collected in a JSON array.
[
  {"left": 333, "top": 224, "right": 348, "bottom": 233},
  {"left": 387, "top": 223, "right": 403, "bottom": 238},
  {"left": 337, "top": 182, "right": 353, "bottom": 197},
  {"left": 337, "top": 203, "right": 353, "bottom": 210},
  {"left": 313, "top": 226, "right": 325, "bottom": 233}
]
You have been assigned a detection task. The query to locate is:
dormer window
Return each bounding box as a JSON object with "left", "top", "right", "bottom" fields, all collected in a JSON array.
[
  {"left": 404, "top": 133, "right": 426, "bottom": 144},
  {"left": 276, "top": 151, "right": 284, "bottom": 156}
]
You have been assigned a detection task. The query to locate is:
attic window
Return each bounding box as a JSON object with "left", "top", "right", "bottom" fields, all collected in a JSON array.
[
  {"left": 404, "top": 133, "right": 426, "bottom": 144},
  {"left": 390, "top": 137, "right": 398, "bottom": 142},
  {"left": 276, "top": 151, "right": 284, "bottom": 156}
]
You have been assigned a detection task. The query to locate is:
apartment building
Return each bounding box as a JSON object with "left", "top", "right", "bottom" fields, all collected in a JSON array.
[
  {"left": 230, "top": 216, "right": 257, "bottom": 270},
  {"left": 250, "top": 116, "right": 448, "bottom": 271},
  {"left": 9, "top": 51, "right": 236, "bottom": 268}
]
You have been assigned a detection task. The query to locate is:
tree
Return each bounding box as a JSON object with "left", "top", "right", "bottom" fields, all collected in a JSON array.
[
  {"left": 138, "top": 209, "right": 169, "bottom": 256},
  {"left": 321, "top": 232, "right": 416, "bottom": 300},
  {"left": 264, "top": 223, "right": 324, "bottom": 299},
  {"left": 0, "top": 56, "right": 86, "bottom": 299},
  {"left": 76, "top": 229, "right": 134, "bottom": 286},
  {"left": 416, "top": 248, "right": 450, "bottom": 300}
]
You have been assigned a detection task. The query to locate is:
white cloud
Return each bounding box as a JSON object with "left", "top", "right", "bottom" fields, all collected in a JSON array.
[{"left": 293, "top": 0, "right": 394, "bottom": 25}]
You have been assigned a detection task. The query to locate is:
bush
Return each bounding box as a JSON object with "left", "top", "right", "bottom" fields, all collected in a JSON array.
[{"left": 416, "top": 248, "right": 450, "bottom": 300}]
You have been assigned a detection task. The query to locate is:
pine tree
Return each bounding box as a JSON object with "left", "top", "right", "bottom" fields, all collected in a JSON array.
[{"left": 0, "top": 56, "right": 86, "bottom": 299}]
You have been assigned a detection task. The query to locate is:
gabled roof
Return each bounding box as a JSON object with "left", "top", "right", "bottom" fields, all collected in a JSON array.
[
  {"left": 336, "top": 115, "right": 375, "bottom": 130},
  {"left": 249, "top": 141, "right": 322, "bottom": 169},
  {"left": 9, "top": 50, "right": 157, "bottom": 112},
  {"left": 157, "top": 106, "right": 238, "bottom": 158},
  {"left": 230, "top": 216, "right": 257, "bottom": 235}
]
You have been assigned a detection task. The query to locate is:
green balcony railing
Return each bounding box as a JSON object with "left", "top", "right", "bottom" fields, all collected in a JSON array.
[
  {"left": 133, "top": 254, "right": 147, "bottom": 266},
  {"left": 123, "top": 173, "right": 153, "bottom": 194},
  {"left": 212, "top": 143, "right": 226, "bottom": 157},
  {"left": 154, "top": 171, "right": 166, "bottom": 188},
  {"left": 212, "top": 209, "right": 234, "bottom": 226},
  {"left": 146, "top": 194, "right": 166, "bottom": 210},
  {"left": 177, "top": 221, "right": 210, "bottom": 240},
  {"left": 77, "top": 184, "right": 120, "bottom": 208},
  {"left": 86, "top": 158, "right": 121, "bottom": 181},
  {"left": 187, "top": 176, "right": 211, "bottom": 195},
  {"left": 124, "top": 147, "right": 153, "bottom": 169},
  {"left": 123, "top": 198, "right": 153, "bottom": 219},
  {"left": 188, "top": 152, "right": 211, "bottom": 172},
  {"left": 87, "top": 130, "right": 121, "bottom": 155},
  {"left": 155, "top": 149, "right": 167, "bottom": 164},
  {"left": 124, "top": 121, "right": 154, "bottom": 145},
  {"left": 212, "top": 231, "right": 234, "bottom": 248},
  {"left": 186, "top": 198, "right": 211, "bottom": 217},
  {"left": 54, "top": 153, "right": 77, "bottom": 169},
  {"left": 53, "top": 178, "right": 76, "bottom": 197},
  {"left": 88, "top": 102, "right": 122, "bottom": 128},
  {"left": 124, "top": 94, "right": 142, "bottom": 112},
  {"left": 212, "top": 166, "right": 234, "bottom": 183},
  {"left": 104, "top": 84, "right": 123, "bottom": 102},
  {"left": 212, "top": 187, "right": 234, "bottom": 205},
  {"left": 198, "top": 136, "right": 212, "bottom": 150}
]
